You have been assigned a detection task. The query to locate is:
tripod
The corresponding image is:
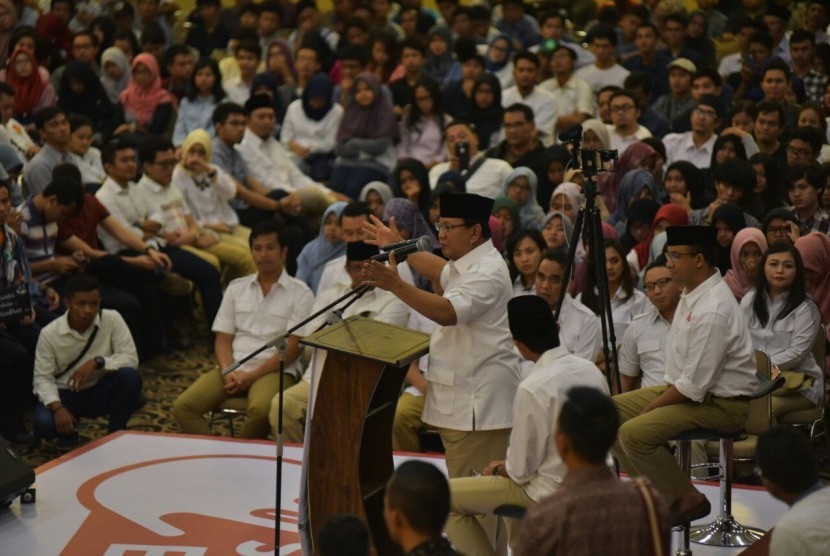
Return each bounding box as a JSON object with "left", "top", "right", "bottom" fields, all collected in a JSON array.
[{"left": 553, "top": 144, "right": 621, "bottom": 394}]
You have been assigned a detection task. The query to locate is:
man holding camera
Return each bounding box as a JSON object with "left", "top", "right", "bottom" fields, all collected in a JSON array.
[{"left": 427, "top": 120, "right": 513, "bottom": 199}]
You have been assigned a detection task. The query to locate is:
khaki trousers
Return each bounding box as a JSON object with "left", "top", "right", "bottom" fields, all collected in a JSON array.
[
  {"left": 173, "top": 368, "right": 297, "bottom": 439},
  {"left": 446, "top": 476, "right": 535, "bottom": 556},
  {"left": 268, "top": 379, "right": 310, "bottom": 443},
  {"left": 182, "top": 231, "right": 256, "bottom": 283},
  {"left": 772, "top": 393, "right": 816, "bottom": 419},
  {"left": 392, "top": 392, "right": 425, "bottom": 452},
  {"left": 613, "top": 385, "right": 749, "bottom": 506}
]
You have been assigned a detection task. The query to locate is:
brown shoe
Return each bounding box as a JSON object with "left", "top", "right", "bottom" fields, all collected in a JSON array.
[
  {"left": 670, "top": 490, "right": 711, "bottom": 526},
  {"left": 158, "top": 272, "right": 193, "bottom": 297}
]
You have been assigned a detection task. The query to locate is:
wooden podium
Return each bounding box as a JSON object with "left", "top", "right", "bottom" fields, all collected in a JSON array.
[{"left": 300, "top": 316, "right": 430, "bottom": 555}]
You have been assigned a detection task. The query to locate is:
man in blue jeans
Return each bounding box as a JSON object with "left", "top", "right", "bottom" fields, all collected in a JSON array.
[{"left": 32, "top": 274, "right": 142, "bottom": 448}]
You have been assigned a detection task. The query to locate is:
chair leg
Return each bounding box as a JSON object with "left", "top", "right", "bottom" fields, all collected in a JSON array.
[
  {"left": 689, "top": 439, "right": 765, "bottom": 547},
  {"left": 673, "top": 440, "right": 693, "bottom": 556}
]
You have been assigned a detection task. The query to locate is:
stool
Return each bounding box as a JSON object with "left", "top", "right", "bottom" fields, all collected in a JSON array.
[{"left": 209, "top": 397, "right": 248, "bottom": 437}]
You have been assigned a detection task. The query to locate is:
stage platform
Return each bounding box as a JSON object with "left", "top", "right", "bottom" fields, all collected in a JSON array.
[{"left": 0, "top": 431, "right": 788, "bottom": 555}]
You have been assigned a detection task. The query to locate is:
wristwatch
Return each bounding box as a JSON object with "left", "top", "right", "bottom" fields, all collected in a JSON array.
[{"left": 94, "top": 356, "right": 105, "bottom": 370}]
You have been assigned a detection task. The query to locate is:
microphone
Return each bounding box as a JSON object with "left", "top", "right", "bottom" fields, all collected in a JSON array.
[
  {"left": 379, "top": 237, "right": 421, "bottom": 251},
  {"left": 371, "top": 235, "right": 432, "bottom": 263},
  {"left": 558, "top": 123, "right": 583, "bottom": 143}
]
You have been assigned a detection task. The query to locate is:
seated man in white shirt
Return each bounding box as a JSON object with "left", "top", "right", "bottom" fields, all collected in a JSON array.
[
  {"left": 535, "top": 250, "right": 601, "bottom": 362},
  {"left": 607, "top": 89, "right": 652, "bottom": 156},
  {"left": 428, "top": 120, "right": 513, "bottom": 199},
  {"left": 32, "top": 274, "right": 142, "bottom": 449},
  {"left": 662, "top": 95, "right": 722, "bottom": 168},
  {"left": 222, "top": 40, "right": 260, "bottom": 105},
  {"left": 757, "top": 428, "right": 830, "bottom": 556},
  {"left": 574, "top": 24, "right": 630, "bottom": 95},
  {"left": 618, "top": 255, "right": 682, "bottom": 392},
  {"left": 269, "top": 241, "right": 410, "bottom": 441},
  {"left": 613, "top": 225, "right": 758, "bottom": 526},
  {"left": 173, "top": 222, "right": 315, "bottom": 439},
  {"left": 501, "top": 50, "right": 556, "bottom": 146},
  {"left": 445, "top": 295, "right": 610, "bottom": 554},
  {"left": 539, "top": 44, "right": 595, "bottom": 140}
]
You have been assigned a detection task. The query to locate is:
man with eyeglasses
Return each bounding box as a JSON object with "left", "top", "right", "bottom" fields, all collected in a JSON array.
[
  {"left": 618, "top": 255, "right": 682, "bottom": 392},
  {"left": 607, "top": 89, "right": 652, "bottom": 156},
  {"left": 762, "top": 208, "right": 800, "bottom": 245},
  {"left": 662, "top": 95, "right": 722, "bottom": 168},
  {"left": 613, "top": 225, "right": 758, "bottom": 526},
  {"left": 785, "top": 127, "right": 823, "bottom": 168},
  {"left": 534, "top": 250, "right": 600, "bottom": 362},
  {"left": 362, "top": 192, "right": 520, "bottom": 484}
]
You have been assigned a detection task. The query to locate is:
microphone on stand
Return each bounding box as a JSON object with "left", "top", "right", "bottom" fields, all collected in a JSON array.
[{"left": 371, "top": 236, "right": 433, "bottom": 264}]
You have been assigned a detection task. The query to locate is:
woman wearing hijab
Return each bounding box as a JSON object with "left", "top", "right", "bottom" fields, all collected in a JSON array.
[
  {"left": 58, "top": 60, "right": 122, "bottom": 144},
  {"left": 601, "top": 142, "right": 658, "bottom": 215},
  {"left": 281, "top": 73, "right": 343, "bottom": 181},
  {"left": 461, "top": 73, "right": 503, "bottom": 150},
  {"left": 550, "top": 181, "right": 583, "bottom": 224},
  {"left": 331, "top": 72, "right": 399, "bottom": 199},
  {"left": 629, "top": 204, "right": 689, "bottom": 275},
  {"left": 724, "top": 228, "right": 768, "bottom": 301},
  {"left": 541, "top": 211, "right": 574, "bottom": 257},
  {"left": 0, "top": 0, "right": 18, "bottom": 68},
  {"left": 501, "top": 167, "right": 545, "bottom": 230},
  {"left": 296, "top": 201, "right": 347, "bottom": 293},
  {"left": 663, "top": 160, "right": 708, "bottom": 211},
  {"left": 795, "top": 232, "right": 830, "bottom": 370},
  {"left": 491, "top": 196, "right": 521, "bottom": 253},
  {"left": 538, "top": 145, "right": 571, "bottom": 209},
  {"left": 382, "top": 198, "right": 437, "bottom": 290},
  {"left": 392, "top": 158, "right": 431, "bottom": 221},
  {"left": 484, "top": 34, "right": 514, "bottom": 90},
  {"left": 712, "top": 202, "right": 747, "bottom": 275},
  {"left": 609, "top": 168, "right": 661, "bottom": 238},
  {"left": 5, "top": 46, "right": 55, "bottom": 122},
  {"left": 117, "top": 53, "right": 177, "bottom": 137},
  {"left": 100, "top": 46, "right": 131, "bottom": 104},
  {"left": 359, "top": 181, "right": 394, "bottom": 219},
  {"left": 423, "top": 27, "right": 460, "bottom": 86},
  {"left": 581, "top": 118, "right": 611, "bottom": 150},
  {"left": 250, "top": 71, "right": 285, "bottom": 121}
]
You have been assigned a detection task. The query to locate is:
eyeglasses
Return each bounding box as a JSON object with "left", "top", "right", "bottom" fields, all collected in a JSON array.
[
  {"left": 666, "top": 251, "right": 698, "bottom": 261},
  {"left": 644, "top": 277, "right": 674, "bottom": 291},
  {"left": 787, "top": 146, "right": 813, "bottom": 157},
  {"left": 435, "top": 222, "right": 468, "bottom": 234},
  {"left": 611, "top": 104, "right": 635, "bottom": 113},
  {"left": 766, "top": 225, "right": 791, "bottom": 235},
  {"left": 693, "top": 107, "right": 718, "bottom": 119}
]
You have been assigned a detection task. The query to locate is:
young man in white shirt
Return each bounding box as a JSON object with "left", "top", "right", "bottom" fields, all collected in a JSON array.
[
  {"left": 501, "top": 50, "right": 556, "bottom": 145},
  {"left": 32, "top": 274, "right": 142, "bottom": 448},
  {"left": 223, "top": 40, "right": 261, "bottom": 105},
  {"left": 445, "top": 295, "right": 609, "bottom": 554},
  {"left": 613, "top": 225, "right": 758, "bottom": 526},
  {"left": 662, "top": 95, "right": 721, "bottom": 168},
  {"left": 607, "top": 89, "right": 652, "bottom": 155},
  {"left": 575, "top": 24, "right": 630, "bottom": 95},
  {"left": 539, "top": 44, "right": 595, "bottom": 139},
  {"left": 173, "top": 221, "right": 315, "bottom": 439}
]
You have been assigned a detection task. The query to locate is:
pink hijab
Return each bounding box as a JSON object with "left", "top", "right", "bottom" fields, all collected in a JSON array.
[
  {"left": 119, "top": 53, "right": 177, "bottom": 125},
  {"left": 723, "top": 228, "right": 768, "bottom": 301},
  {"left": 795, "top": 233, "right": 830, "bottom": 346}
]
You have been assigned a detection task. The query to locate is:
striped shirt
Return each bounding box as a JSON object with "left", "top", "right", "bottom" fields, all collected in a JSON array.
[{"left": 19, "top": 197, "right": 70, "bottom": 284}]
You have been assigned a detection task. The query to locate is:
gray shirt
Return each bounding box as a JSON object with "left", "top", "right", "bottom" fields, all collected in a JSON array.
[{"left": 23, "top": 144, "right": 68, "bottom": 196}]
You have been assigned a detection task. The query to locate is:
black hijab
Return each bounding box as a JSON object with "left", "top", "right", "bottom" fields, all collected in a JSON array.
[{"left": 462, "top": 73, "right": 503, "bottom": 150}]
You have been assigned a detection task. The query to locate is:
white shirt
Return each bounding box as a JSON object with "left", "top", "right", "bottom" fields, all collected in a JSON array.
[
  {"left": 741, "top": 290, "right": 823, "bottom": 405},
  {"left": 298, "top": 280, "right": 410, "bottom": 383},
  {"left": 422, "top": 240, "right": 521, "bottom": 430},
  {"left": 501, "top": 86, "right": 557, "bottom": 145},
  {"left": 317, "top": 254, "right": 417, "bottom": 296},
  {"left": 512, "top": 276, "right": 536, "bottom": 297},
  {"left": 68, "top": 148, "right": 106, "bottom": 185},
  {"left": 770, "top": 485, "right": 830, "bottom": 556},
  {"left": 33, "top": 309, "right": 139, "bottom": 406},
  {"left": 539, "top": 75, "right": 596, "bottom": 139},
  {"left": 134, "top": 174, "right": 192, "bottom": 235},
  {"left": 576, "top": 287, "right": 647, "bottom": 345},
  {"left": 212, "top": 271, "right": 315, "bottom": 378},
  {"left": 505, "top": 346, "right": 610, "bottom": 502},
  {"left": 171, "top": 164, "right": 239, "bottom": 227},
  {"left": 574, "top": 63, "right": 630, "bottom": 94},
  {"left": 223, "top": 76, "right": 251, "bottom": 105},
  {"left": 280, "top": 99, "right": 343, "bottom": 157},
  {"left": 237, "top": 127, "right": 328, "bottom": 195},
  {"left": 428, "top": 155, "right": 513, "bottom": 200},
  {"left": 404, "top": 310, "right": 438, "bottom": 397},
  {"left": 608, "top": 124, "right": 652, "bottom": 156},
  {"left": 718, "top": 52, "right": 742, "bottom": 78},
  {"left": 558, "top": 293, "right": 602, "bottom": 362},
  {"left": 663, "top": 132, "right": 717, "bottom": 168},
  {"left": 665, "top": 271, "right": 758, "bottom": 401},
  {"left": 618, "top": 305, "right": 671, "bottom": 388},
  {"left": 95, "top": 177, "right": 153, "bottom": 254}
]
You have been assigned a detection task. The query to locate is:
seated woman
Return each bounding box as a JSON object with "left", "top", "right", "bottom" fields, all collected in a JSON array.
[
  {"left": 484, "top": 34, "right": 514, "bottom": 91},
  {"left": 392, "top": 158, "right": 431, "bottom": 221},
  {"left": 67, "top": 114, "right": 106, "bottom": 189},
  {"left": 116, "top": 53, "right": 178, "bottom": 140},
  {"left": 331, "top": 73, "right": 399, "bottom": 199},
  {"left": 541, "top": 211, "right": 573, "bottom": 257},
  {"left": 724, "top": 228, "right": 768, "bottom": 301},
  {"left": 507, "top": 229, "right": 545, "bottom": 297},
  {"left": 296, "top": 201, "right": 347, "bottom": 293},
  {"left": 423, "top": 27, "right": 460, "bottom": 86},
  {"left": 60, "top": 61, "right": 123, "bottom": 144},
  {"left": 608, "top": 164, "right": 661, "bottom": 238},
  {"left": 100, "top": 46, "right": 131, "bottom": 104},
  {"left": 4, "top": 46, "right": 56, "bottom": 123},
  {"left": 173, "top": 58, "right": 226, "bottom": 147},
  {"left": 280, "top": 73, "right": 343, "bottom": 182},
  {"left": 382, "top": 198, "right": 437, "bottom": 290},
  {"left": 358, "top": 181, "right": 393, "bottom": 220},
  {"left": 742, "top": 241, "right": 824, "bottom": 418},
  {"left": 663, "top": 161, "right": 708, "bottom": 212},
  {"left": 501, "top": 167, "right": 544, "bottom": 230},
  {"left": 461, "top": 73, "right": 503, "bottom": 150},
  {"left": 577, "top": 238, "right": 647, "bottom": 343},
  {"left": 396, "top": 78, "right": 448, "bottom": 168},
  {"left": 491, "top": 196, "right": 520, "bottom": 253}
]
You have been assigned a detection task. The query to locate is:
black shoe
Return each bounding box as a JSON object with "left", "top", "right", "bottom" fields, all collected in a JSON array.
[{"left": 6, "top": 431, "right": 37, "bottom": 447}]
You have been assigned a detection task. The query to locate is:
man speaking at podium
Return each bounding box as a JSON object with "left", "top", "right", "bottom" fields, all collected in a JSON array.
[{"left": 362, "top": 192, "right": 521, "bottom": 480}]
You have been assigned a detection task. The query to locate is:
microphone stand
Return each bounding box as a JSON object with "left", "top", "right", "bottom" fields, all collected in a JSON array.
[{"left": 220, "top": 282, "right": 370, "bottom": 552}]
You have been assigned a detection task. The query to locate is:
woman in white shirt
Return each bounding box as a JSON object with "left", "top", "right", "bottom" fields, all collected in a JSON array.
[
  {"left": 741, "top": 241, "right": 824, "bottom": 418},
  {"left": 396, "top": 78, "right": 448, "bottom": 168},
  {"left": 507, "top": 229, "right": 545, "bottom": 297},
  {"left": 280, "top": 73, "right": 343, "bottom": 181},
  {"left": 67, "top": 114, "right": 106, "bottom": 188},
  {"left": 578, "top": 238, "right": 647, "bottom": 343}
]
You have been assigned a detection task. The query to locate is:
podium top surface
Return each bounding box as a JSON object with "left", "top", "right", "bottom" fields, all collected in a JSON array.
[{"left": 300, "top": 316, "right": 430, "bottom": 367}]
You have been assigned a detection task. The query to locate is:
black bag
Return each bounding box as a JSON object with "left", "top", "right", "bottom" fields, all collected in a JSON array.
[{"left": 0, "top": 437, "right": 35, "bottom": 507}]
